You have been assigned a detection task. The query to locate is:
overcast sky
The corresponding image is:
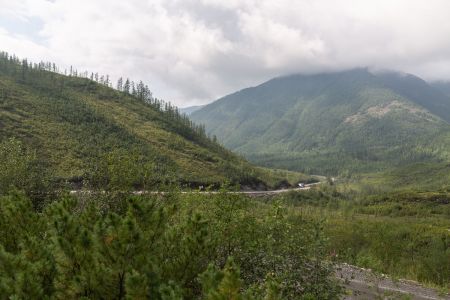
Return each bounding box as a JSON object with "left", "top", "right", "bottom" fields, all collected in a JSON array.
[{"left": 1, "top": 0, "right": 450, "bottom": 106}]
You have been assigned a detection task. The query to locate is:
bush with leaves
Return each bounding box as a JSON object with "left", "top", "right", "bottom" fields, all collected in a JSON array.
[
  {"left": 0, "top": 138, "right": 48, "bottom": 201},
  {"left": 0, "top": 189, "right": 342, "bottom": 299}
]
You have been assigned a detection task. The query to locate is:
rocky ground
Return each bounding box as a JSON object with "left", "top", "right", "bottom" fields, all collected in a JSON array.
[{"left": 336, "top": 263, "right": 450, "bottom": 300}]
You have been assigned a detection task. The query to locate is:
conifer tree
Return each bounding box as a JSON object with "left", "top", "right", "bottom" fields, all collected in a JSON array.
[
  {"left": 117, "top": 77, "right": 123, "bottom": 91},
  {"left": 124, "top": 78, "right": 130, "bottom": 94}
]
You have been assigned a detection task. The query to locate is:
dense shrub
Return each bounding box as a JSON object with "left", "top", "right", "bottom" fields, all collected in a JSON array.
[{"left": 0, "top": 190, "right": 341, "bottom": 299}]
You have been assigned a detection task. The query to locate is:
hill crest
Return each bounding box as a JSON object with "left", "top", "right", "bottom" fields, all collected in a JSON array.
[
  {"left": 191, "top": 68, "right": 450, "bottom": 175},
  {"left": 0, "top": 51, "right": 305, "bottom": 189}
]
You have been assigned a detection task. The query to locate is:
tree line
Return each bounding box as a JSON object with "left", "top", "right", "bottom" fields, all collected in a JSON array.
[{"left": 0, "top": 51, "right": 214, "bottom": 149}]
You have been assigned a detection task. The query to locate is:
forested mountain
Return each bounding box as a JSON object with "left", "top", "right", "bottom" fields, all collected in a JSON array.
[
  {"left": 0, "top": 52, "right": 300, "bottom": 189},
  {"left": 376, "top": 72, "right": 450, "bottom": 122},
  {"left": 0, "top": 57, "right": 448, "bottom": 300},
  {"left": 191, "top": 69, "right": 450, "bottom": 175}
]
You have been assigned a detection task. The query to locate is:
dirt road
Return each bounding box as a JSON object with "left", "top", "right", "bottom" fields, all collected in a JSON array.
[
  {"left": 337, "top": 264, "right": 449, "bottom": 299},
  {"left": 70, "top": 182, "right": 321, "bottom": 196}
]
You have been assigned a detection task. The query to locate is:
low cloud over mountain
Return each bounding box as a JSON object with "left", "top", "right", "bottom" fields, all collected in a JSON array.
[{"left": 2, "top": 0, "right": 450, "bottom": 105}]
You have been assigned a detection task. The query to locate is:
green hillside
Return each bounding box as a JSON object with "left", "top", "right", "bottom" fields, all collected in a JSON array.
[
  {"left": 0, "top": 52, "right": 306, "bottom": 190},
  {"left": 192, "top": 69, "right": 450, "bottom": 175},
  {"left": 376, "top": 72, "right": 450, "bottom": 122}
]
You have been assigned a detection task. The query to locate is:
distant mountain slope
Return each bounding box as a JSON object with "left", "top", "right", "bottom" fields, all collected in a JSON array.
[
  {"left": 180, "top": 105, "right": 205, "bottom": 115},
  {"left": 430, "top": 81, "right": 450, "bottom": 98},
  {"left": 376, "top": 72, "right": 450, "bottom": 122},
  {"left": 191, "top": 69, "right": 450, "bottom": 175},
  {"left": 0, "top": 52, "right": 300, "bottom": 189}
]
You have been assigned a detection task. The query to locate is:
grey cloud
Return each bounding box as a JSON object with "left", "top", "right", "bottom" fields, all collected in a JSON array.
[{"left": 1, "top": 0, "right": 450, "bottom": 106}]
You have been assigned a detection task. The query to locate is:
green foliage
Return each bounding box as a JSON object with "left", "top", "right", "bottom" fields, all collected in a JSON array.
[
  {"left": 0, "top": 190, "right": 341, "bottom": 299},
  {"left": 0, "top": 138, "right": 49, "bottom": 206},
  {"left": 191, "top": 69, "right": 450, "bottom": 175},
  {"left": 280, "top": 187, "right": 450, "bottom": 288},
  {"left": 200, "top": 258, "right": 245, "bottom": 300},
  {"left": 86, "top": 148, "right": 171, "bottom": 191},
  {"left": 0, "top": 138, "right": 36, "bottom": 192},
  {"left": 0, "top": 51, "right": 296, "bottom": 190},
  {"left": 327, "top": 217, "right": 450, "bottom": 286},
  {"left": 183, "top": 191, "right": 342, "bottom": 299},
  {"left": 349, "top": 162, "right": 450, "bottom": 193}
]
